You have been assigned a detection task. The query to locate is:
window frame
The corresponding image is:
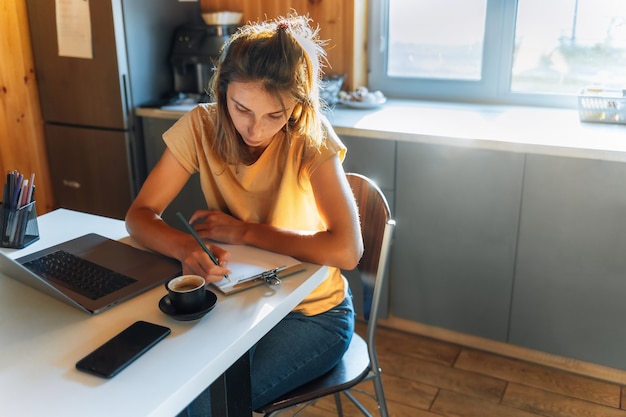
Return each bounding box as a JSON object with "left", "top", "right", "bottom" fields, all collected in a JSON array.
[{"left": 368, "top": 0, "right": 578, "bottom": 108}]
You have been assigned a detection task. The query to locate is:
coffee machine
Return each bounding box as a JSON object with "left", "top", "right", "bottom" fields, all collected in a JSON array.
[{"left": 169, "top": 23, "right": 239, "bottom": 103}]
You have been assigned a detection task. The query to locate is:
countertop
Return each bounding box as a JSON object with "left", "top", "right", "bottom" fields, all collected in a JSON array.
[{"left": 135, "top": 99, "right": 626, "bottom": 162}]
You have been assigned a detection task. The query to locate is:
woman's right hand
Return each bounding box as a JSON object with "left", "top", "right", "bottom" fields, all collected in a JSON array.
[{"left": 180, "top": 241, "right": 232, "bottom": 283}]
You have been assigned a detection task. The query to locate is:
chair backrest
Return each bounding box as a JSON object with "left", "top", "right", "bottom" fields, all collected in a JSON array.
[{"left": 345, "top": 173, "right": 395, "bottom": 344}]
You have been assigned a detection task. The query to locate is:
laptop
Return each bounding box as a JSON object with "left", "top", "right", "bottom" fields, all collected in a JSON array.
[{"left": 0, "top": 233, "right": 182, "bottom": 314}]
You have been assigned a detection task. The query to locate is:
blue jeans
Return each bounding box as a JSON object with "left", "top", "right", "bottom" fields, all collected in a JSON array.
[{"left": 179, "top": 291, "right": 355, "bottom": 416}]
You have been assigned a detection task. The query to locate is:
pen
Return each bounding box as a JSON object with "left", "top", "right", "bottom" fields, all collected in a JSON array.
[
  {"left": 176, "top": 212, "right": 230, "bottom": 281},
  {"left": 11, "top": 172, "right": 22, "bottom": 209}
]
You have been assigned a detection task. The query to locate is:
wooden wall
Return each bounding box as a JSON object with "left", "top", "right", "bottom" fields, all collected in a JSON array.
[
  {"left": 201, "top": 0, "right": 368, "bottom": 89},
  {"left": 1, "top": 1, "right": 54, "bottom": 214},
  {"left": 0, "top": 0, "right": 366, "bottom": 216}
]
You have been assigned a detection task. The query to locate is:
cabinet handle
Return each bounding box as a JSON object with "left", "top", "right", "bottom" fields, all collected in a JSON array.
[{"left": 62, "top": 180, "right": 81, "bottom": 189}]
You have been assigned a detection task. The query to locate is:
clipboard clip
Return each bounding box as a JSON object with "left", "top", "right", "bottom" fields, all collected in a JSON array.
[
  {"left": 260, "top": 267, "right": 283, "bottom": 286},
  {"left": 235, "top": 265, "right": 286, "bottom": 287},
  {"left": 223, "top": 264, "right": 306, "bottom": 294}
]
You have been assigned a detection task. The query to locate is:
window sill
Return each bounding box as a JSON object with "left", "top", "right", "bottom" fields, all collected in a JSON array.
[{"left": 327, "top": 99, "right": 626, "bottom": 163}]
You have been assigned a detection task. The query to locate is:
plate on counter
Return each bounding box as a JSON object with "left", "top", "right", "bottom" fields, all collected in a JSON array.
[{"left": 339, "top": 97, "right": 387, "bottom": 109}]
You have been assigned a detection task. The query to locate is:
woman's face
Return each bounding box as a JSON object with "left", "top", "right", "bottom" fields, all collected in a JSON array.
[{"left": 226, "top": 81, "right": 295, "bottom": 155}]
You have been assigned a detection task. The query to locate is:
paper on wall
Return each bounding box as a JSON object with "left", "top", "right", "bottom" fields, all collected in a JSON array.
[{"left": 55, "top": 0, "right": 93, "bottom": 59}]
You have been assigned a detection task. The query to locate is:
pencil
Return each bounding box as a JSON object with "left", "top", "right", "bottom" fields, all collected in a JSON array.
[{"left": 176, "top": 212, "right": 230, "bottom": 281}]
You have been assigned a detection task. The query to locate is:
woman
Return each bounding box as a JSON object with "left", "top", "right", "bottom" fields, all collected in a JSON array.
[{"left": 125, "top": 13, "right": 363, "bottom": 414}]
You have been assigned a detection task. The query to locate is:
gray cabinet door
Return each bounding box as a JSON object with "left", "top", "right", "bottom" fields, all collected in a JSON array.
[
  {"left": 141, "top": 117, "right": 206, "bottom": 230},
  {"left": 393, "top": 142, "right": 524, "bottom": 341},
  {"left": 510, "top": 154, "right": 626, "bottom": 370},
  {"left": 341, "top": 135, "right": 396, "bottom": 213}
]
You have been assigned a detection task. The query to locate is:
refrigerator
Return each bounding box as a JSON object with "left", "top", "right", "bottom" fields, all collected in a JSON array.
[{"left": 26, "top": 0, "right": 200, "bottom": 219}]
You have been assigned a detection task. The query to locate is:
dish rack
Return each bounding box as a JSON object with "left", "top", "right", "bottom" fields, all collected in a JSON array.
[{"left": 578, "top": 87, "right": 626, "bottom": 125}]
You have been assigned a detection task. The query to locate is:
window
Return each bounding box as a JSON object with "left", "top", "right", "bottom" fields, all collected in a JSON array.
[
  {"left": 368, "top": 0, "right": 626, "bottom": 108},
  {"left": 387, "top": 0, "right": 487, "bottom": 81}
]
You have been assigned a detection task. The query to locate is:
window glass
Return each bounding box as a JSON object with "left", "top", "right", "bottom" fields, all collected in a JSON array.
[
  {"left": 512, "top": 0, "right": 626, "bottom": 95},
  {"left": 388, "top": 0, "right": 487, "bottom": 80},
  {"left": 371, "top": 0, "right": 626, "bottom": 107}
]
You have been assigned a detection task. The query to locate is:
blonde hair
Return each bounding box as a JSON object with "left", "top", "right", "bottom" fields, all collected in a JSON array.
[{"left": 209, "top": 14, "right": 328, "bottom": 171}]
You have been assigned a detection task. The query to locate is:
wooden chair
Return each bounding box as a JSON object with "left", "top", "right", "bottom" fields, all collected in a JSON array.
[{"left": 256, "top": 173, "right": 395, "bottom": 417}]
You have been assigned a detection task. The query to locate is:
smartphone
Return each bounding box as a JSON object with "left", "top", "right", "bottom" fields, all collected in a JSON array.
[{"left": 76, "top": 321, "right": 171, "bottom": 378}]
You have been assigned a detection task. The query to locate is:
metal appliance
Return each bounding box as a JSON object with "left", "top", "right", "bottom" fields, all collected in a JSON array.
[
  {"left": 26, "top": 0, "right": 199, "bottom": 219},
  {"left": 167, "top": 23, "right": 240, "bottom": 105}
]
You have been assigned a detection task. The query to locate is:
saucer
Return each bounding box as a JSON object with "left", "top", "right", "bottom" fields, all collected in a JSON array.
[{"left": 159, "top": 289, "right": 217, "bottom": 321}]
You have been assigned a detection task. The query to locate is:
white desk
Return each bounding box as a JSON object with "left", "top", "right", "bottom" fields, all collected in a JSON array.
[{"left": 0, "top": 209, "right": 327, "bottom": 416}]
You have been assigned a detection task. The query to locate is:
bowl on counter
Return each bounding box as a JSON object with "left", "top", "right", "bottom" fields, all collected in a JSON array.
[{"left": 338, "top": 87, "right": 386, "bottom": 109}]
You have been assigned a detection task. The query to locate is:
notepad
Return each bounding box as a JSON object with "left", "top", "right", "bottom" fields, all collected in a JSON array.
[{"left": 211, "top": 243, "right": 304, "bottom": 295}]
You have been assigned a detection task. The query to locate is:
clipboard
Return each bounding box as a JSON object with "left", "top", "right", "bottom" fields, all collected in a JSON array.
[{"left": 210, "top": 243, "right": 305, "bottom": 295}]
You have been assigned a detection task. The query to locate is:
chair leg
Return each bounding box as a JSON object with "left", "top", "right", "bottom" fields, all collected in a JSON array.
[
  {"left": 343, "top": 391, "right": 373, "bottom": 417},
  {"left": 371, "top": 374, "right": 389, "bottom": 417},
  {"left": 334, "top": 392, "right": 344, "bottom": 416}
]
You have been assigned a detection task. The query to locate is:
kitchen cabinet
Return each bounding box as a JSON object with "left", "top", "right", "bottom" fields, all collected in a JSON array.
[
  {"left": 328, "top": 101, "right": 626, "bottom": 372},
  {"left": 510, "top": 154, "right": 626, "bottom": 369},
  {"left": 392, "top": 142, "right": 524, "bottom": 341},
  {"left": 140, "top": 104, "right": 626, "bottom": 371}
]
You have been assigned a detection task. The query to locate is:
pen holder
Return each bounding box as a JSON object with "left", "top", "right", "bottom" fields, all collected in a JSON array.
[{"left": 0, "top": 201, "right": 40, "bottom": 249}]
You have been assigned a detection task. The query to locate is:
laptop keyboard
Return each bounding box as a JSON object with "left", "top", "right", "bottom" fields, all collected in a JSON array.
[{"left": 22, "top": 250, "right": 137, "bottom": 300}]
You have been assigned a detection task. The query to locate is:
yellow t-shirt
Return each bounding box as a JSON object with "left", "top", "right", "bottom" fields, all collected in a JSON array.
[{"left": 163, "top": 104, "right": 347, "bottom": 316}]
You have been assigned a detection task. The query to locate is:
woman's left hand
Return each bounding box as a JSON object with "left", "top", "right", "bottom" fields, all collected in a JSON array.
[{"left": 189, "top": 210, "right": 247, "bottom": 245}]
